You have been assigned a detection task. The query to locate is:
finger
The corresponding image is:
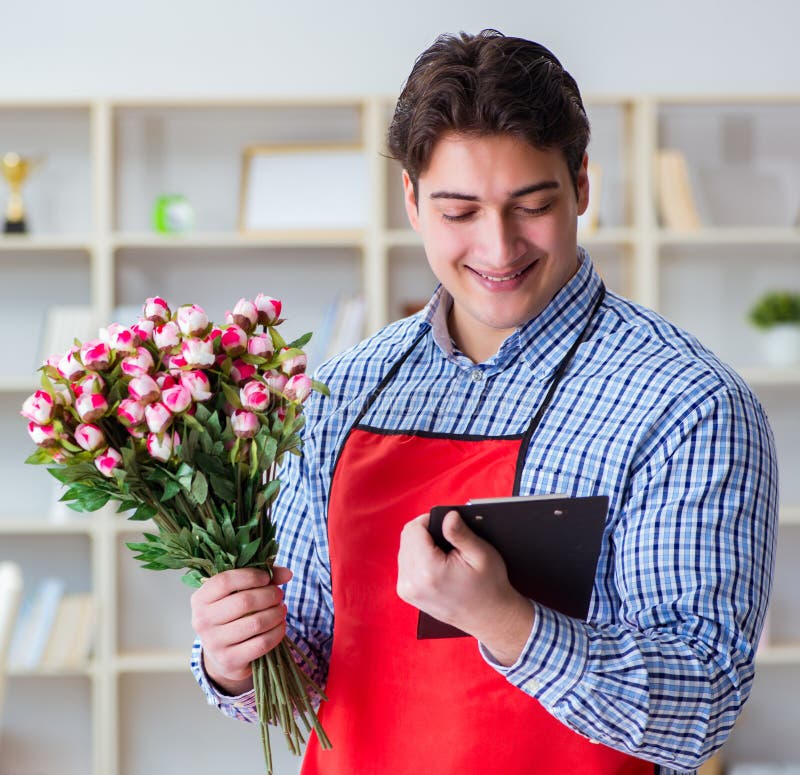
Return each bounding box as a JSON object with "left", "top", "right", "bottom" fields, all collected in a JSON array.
[
  {"left": 206, "top": 584, "right": 285, "bottom": 628},
  {"left": 207, "top": 604, "right": 288, "bottom": 651},
  {"left": 193, "top": 567, "right": 271, "bottom": 604},
  {"left": 271, "top": 565, "right": 293, "bottom": 586},
  {"left": 400, "top": 512, "right": 436, "bottom": 556},
  {"left": 441, "top": 509, "right": 489, "bottom": 564}
]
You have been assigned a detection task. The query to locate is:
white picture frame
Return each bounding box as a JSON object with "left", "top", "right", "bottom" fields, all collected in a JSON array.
[{"left": 238, "top": 144, "right": 368, "bottom": 234}]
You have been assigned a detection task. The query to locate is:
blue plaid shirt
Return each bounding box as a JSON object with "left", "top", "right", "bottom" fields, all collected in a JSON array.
[{"left": 192, "top": 249, "right": 778, "bottom": 772}]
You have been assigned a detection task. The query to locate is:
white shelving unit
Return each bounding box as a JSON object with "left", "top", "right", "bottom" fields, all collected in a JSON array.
[{"left": 0, "top": 95, "right": 798, "bottom": 774}]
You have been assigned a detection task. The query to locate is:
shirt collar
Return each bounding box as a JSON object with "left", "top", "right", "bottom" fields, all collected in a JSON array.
[{"left": 417, "top": 248, "right": 604, "bottom": 376}]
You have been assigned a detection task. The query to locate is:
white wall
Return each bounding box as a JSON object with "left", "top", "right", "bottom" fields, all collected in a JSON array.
[{"left": 2, "top": 0, "right": 800, "bottom": 99}]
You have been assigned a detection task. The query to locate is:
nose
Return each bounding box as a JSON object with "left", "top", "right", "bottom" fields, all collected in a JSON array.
[{"left": 478, "top": 212, "right": 526, "bottom": 268}]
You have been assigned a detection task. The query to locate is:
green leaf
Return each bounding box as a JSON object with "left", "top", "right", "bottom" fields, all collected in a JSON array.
[
  {"left": 191, "top": 471, "right": 208, "bottom": 505},
  {"left": 209, "top": 472, "right": 236, "bottom": 502},
  {"left": 268, "top": 326, "right": 287, "bottom": 351},
  {"left": 25, "top": 449, "right": 56, "bottom": 466},
  {"left": 221, "top": 381, "right": 242, "bottom": 410},
  {"left": 237, "top": 537, "right": 262, "bottom": 567},
  {"left": 286, "top": 331, "right": 313, "bottom": 350},
  {"left": 311, "top": 379, "right": 330, "bottom": 397},
  {"left": 182, "top": 570, "right": 204, "bottom": 588},
  {"left": 161, "top": 478, "right": 181, "bottom": 501}
]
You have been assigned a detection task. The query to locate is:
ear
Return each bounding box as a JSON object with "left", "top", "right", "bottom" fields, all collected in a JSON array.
[
  {"left": 402, "top": 170, "right": 422, "bottom": 232},
  {"left": 576, "top": 153, "right": 590, "bottom": 216}
]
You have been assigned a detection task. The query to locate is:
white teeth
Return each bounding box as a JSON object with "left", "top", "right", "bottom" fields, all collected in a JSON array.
[{"left": 478, "top": 268, "right": 525, "bottom": 282}]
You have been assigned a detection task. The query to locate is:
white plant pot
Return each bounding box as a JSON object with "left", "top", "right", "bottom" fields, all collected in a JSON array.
[{"left": 760, "top": 324, "right": 800, "bottom": 367}]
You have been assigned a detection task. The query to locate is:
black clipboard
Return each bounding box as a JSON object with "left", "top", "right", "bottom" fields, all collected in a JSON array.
[{"left": 417, "top": 495, "right": 609, "bottom": 639}]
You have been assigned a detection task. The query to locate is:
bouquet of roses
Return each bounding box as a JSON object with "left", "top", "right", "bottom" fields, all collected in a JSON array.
[{"left": 21, "top": 293, "right": 331, "bottom": 774}]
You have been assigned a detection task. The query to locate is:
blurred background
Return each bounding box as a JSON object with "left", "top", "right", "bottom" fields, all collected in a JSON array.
[{"left": 1, "top": 2, "right": 799, "bottom": 774}]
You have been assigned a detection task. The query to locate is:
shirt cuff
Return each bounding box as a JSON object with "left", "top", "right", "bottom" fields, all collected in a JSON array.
[
  {"left": 190, "top": 639, "right": 258, "bottom": 722},
  {"left": 479, "top": 601, "right": 589, "bottom": 708}
]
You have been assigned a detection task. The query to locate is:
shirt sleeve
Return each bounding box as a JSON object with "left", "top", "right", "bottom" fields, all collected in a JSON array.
[
  {"left": 190, "top": 389, "right": 335, "bottom": 720},
  {"left": 482, "top": 382, "right": 778, "bottom": 771}
]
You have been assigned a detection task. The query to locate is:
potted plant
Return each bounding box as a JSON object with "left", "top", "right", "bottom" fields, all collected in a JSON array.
[{"left": 748, "top": 290, "right": 800, "bottom": 367}]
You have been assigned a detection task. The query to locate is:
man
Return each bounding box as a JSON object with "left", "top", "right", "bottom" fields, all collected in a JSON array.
[{"left": 190, "top": 30, "right": 777, "bottom": 774}]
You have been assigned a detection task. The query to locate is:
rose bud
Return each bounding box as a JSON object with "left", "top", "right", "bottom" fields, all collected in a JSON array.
[
  {"left": 57, "top": 348, "right": 85, "bottom": 381},
  {"left": 94, "top": 448, "right": 123, "bottom": 477},
  {"left": 128, "top": 374, "right": 160, "bottom": 404},
  {"left": 165, "top": 354, "right": 188, "bottom": 374},
  {"left": 121, "top": 346, "right": 155, "bottom": 379},
  {"left": 181, "top": 337, "right": 215, "bottom": 368},
  {"left": 146, "top": 430, "right": 179, "bottom": 462},
  {"left": 230, "top": 358, "right": 257, "bottom": 385},
  {"left": 162, "top": 385, "right": 192, "bottom": 414},
  {"left": 80, "top": 339, "right": 112, "bottom": 371},
  {"left": 52, "top": 383, "right": 74, "bottom": 407},
  {"left": 240, "top": 380, "right": 271, "bottom": 413},
  {"left": 247, "top": 332, "right": 274, "bottom": 359},
  {"left": 106, "top": 323, "right": 137, "bottom": 354},
  {"left": 262, "top": 369, "right": 288, "bottom": 394},
  {"left": 220, "top": 325, "right": 248, "bottom": 357},
  {"left": 21, "top": 390, "right": 55, "bottom": 425},
  {"left": 279, "top": 348, "right": 307, "bottom": 377},
  {"left": 231, "top": 298, "right": 258, "bottom": 332},
  {"left": 76, "top": 392, "right": 109, "bottom": 423},
  {"left": 117, "top": 398, "right": 146, "bottom": 427},
  {"left": 143, "top": 296, "right": 171, "bottom": 325},
  {"left": 176, "top": 304, "right": 209, "bottom": 337},
  {"left": 155, "top": 373, "right": 176, "bottom": 390},
  {"left": 131, "top": 318, "right": 155, "bottom": 343},
  {"left": 179, "top": 370, "right": 212, "bottom": 402},
  {"left": 254, "top": 293, "right": 282, "bottom": 325},
  {"left": 76, "top": 372, "right": 106, "bottom": 396},
  {"left": 231, "top": 409, "right": 259, "bottom": 439},
  {"left": 27, "top": 421, "right": 60, "bottom": 447},
  {"left": 128, "top": 424, "right": 147, "bottom": 439},
  {"left": 283, "top": 373, "right": 313, "bottom": 404},
  {"left": 144, "top": 402, "right": 172, "bottom": 434},
  {"left": 153, "top": 320, "right": 181, "bottom": 351},
  {"left": 75, "top": 423, "right": 107, "bottom": 452},
  {"left": 275, "top": 406, "right": 287, "bottom": 423}
]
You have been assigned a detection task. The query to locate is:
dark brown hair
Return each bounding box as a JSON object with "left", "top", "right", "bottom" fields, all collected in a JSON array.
[{"left": 387, "top": 29, "right": 590, "bottom": 197}]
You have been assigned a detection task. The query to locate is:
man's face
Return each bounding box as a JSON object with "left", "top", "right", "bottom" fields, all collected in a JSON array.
[{"left": 403, "top": 132, "right": 589, "bottom": 360}]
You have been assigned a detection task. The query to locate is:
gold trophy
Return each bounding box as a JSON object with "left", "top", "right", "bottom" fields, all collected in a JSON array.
[{"left": 2, "top": 152, "right": 41, "bottom": 234}]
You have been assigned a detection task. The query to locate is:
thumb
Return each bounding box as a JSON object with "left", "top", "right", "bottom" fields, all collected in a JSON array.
[{"left": 441, "top": 510, "right": 486, "bottom": 562}]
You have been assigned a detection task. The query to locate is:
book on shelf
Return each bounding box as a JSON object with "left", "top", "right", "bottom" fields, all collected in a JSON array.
[
  {"left": 654, "top": 149, "right": 702, "bottom": 231},
  {"left": 39, "top": 593, "right": 95, "bottom": 670},
  {"left": 7, "top": 577, "right": 65, "bottom": 671}
]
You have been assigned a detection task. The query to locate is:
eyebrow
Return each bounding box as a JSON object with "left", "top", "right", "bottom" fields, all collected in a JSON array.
[{"left": 428, "top": 180, "right": 560, "bottom": 201}]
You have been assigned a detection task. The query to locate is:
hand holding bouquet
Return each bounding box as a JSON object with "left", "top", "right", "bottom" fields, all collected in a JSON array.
[{"left": 22, "top": 294, "right": 331, "bottom": 774}]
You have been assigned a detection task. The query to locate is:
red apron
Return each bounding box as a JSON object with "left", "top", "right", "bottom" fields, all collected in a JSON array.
[{"left": 302, "top": 292, "right": 655, "bottom": 774}]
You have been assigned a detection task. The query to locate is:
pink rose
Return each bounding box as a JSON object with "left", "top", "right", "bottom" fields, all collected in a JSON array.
[
  {"left": 240, "top": 380, "right": 271, "bottom": 413},
  {"left": 179, "top": 370, "right": 212, "bottom": 402},
  {"left": 231, "top": 409, "right": 259, "bottom": 439},
  {"left": 75, "top": 423, "right": 106, "bottom": 452},
  {"left": 143, "top": 296, "right": 171, "bottom": 325},
  {"left": 153, "top": 321, "right": 181, "bottom": 351},
  {"left": 80, "top": 339, "right": 112, "bottom": 371},
  {"left": 121, "top": 346, "right": 155, "bottom": 378},
  {"left": 106, "top": 323, "right": 137, "bottom": 354},
  {"left": 75, "top": 372, "right": 105, "bottom": 397},
  {"left": 117, "top": 398, "right": 145, "bottom": 427},
  {"left": 131, "top": 318, "right": 154, "bottom": 343},
  {"left": 145, "top": 402, "right": 172, "bottom": 434},
  {"left": 230, "top": 298, "right": 258, "bottom": 332},
  {"left": 176, "top": 304, "right": 209, "bottom": 337},
  {"left": 247, "top": 332, "right": 274, "bottom": 359},
  {"left": 146, "top": 430, "right": 180, "bottom": 462},
  {"left": 279, "top": 348, "right": 307, "bottom": 377},
  {"left": 94, "top": 447, "right": 123, "bottom": 477},
  {"left": 262, "top": 369, "right": 288, "bottom": 394},
  {"left": 254, "top": 293, "right": 282, "bottom": 325},
  {"left": 21, "top": 390, "right": 55, "bottom": 425},
  {"left": 165, "top": 353, "right": 188, "bottom": 374},
  {"left": 155, "top": 373, "right": 177, "bottom": 390},
  {"left": 128, "top": 424, "right": 147, "bottom": 439},
  {"left": 230, "top": 358, "right": 256, "bottom": 385},
  {"left": 161, "top": 385, "right": 192, "bottom": 414},
  {"left": 57, "top": 348, "right": 85, "bottom": 380},
  {"left": 27, "top": 421, "right": 60, "bottom": 447},
  {"left": 181, "top": 337, "right": 215, "bottom": 368},
  {"left": 75, "top": 392, "right": 109, "bottom": 423},
  {"left": 128, "top": 374, "right": 160, "bottom": 404},
  {"left": 220, "top": 325, "right": 248, "bottom": 357},
  {"left": 283, "top": 373, "right": 313, "bottom": 404}
]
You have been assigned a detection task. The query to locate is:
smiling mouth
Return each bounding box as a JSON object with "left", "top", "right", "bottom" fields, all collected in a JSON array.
[{"left": 469, "top": 260, "right": 537, "bottom": 283}]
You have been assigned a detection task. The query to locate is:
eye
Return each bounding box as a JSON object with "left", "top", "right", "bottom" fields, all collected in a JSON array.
[
  {"left": 441, "top": 211, "right": 475, "bottom": 223},
  {"left": 517, "top": 202, "right": 553, "bottom": 216}
]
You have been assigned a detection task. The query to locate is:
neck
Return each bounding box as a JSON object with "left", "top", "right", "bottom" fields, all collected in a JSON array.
[{"left": 447, "top": 306, "right": 513, "bottom": 364}]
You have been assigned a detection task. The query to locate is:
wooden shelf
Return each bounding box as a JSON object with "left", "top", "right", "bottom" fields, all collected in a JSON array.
[
  {"left": 657, "top": 227, "right": 800, "bottom": 246},
  {"left": 112, "top": 230, "right": 366, "bottom": 250}
]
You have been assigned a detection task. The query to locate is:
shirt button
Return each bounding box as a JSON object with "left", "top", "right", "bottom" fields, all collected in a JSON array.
[
  {"left": 471, "top": 369, "right": 483, "bottom": 382},
  {"left": 524, "top": 678, "right": 541, "bottom": 693}
]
